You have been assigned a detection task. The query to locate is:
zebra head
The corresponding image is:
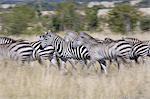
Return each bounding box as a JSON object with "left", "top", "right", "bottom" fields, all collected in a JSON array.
[
  {"left": 73, "top": 32, "right": 98, "bottom": 48},
  {"left": 39, "top": 32, "right": 55, "bottom": 48},
  {"left": 64, "top": 31, "right": 78, "bottom": 42},
  {"left": 102, "top": 37, "right": 115, "bottom": 44}
]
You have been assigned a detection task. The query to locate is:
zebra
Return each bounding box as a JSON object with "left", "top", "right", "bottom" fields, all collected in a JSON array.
[
  {"left": 0, "top": 37, "right": 57, "bottom": 65},
  {"left": 0, "top": 41, "right": 33, "bottom": 63},
  {"left": 30, "top": 40, "right": 56, "bottom": 65},
  {"left": 72, "top": 32, "right": 132, "bottom": 73},
  {"left": 64, "top": 31, "right": 79, "bottom": 42},
  {"left": 122, "top": 37, "right": 150, "bottom": 63},
  {"left": 0, "top": 36, "right": 32, "bottom": 44},
  {"left": 0, "top": 37, "right": 33, "bottom": 63},
  {"left": 64, "top": 31, "right": 92, "bottom": 68},
  {"left": 143, "top": 40, "right": 150, "bottom": 56},
  {"left": 39, "top": 32, "right": 90, "bottom": 71},
  {"left": 129, "top": 42, "right": 149, "bottom": 64}
]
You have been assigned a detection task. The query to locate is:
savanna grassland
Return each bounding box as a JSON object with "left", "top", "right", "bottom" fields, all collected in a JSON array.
[{"left": 0, "top": 33, "right": 150, "bottom": 99}]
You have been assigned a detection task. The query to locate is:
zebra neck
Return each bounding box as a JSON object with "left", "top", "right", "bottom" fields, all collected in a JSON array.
[
  {"left": 81, "top": 43, "right": 93, "bottom": 52},
  {"left": 53, "top": 38, "right": 64, "bottom": 55}
]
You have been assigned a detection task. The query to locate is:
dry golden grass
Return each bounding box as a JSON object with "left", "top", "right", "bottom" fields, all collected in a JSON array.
[
  {"left": 0, "top": 33, "right": 150, "bottom": 99},
  {"left": 0, "top": 60, "right": 149, "bottom": 99}
]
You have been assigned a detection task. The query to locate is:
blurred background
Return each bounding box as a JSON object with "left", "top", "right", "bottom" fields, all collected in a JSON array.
[{"left": 0, "top": 0, "right": 149, "bottom": 35}]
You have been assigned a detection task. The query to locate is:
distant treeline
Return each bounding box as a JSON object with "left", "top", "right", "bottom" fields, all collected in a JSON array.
[{"left": 0, "top": 2, "right": 150, "bottom": 35}]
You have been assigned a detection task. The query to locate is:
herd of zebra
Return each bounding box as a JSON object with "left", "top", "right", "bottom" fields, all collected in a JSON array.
[{"left": 0, "top": 31, "right": 150, "bottom": 74}]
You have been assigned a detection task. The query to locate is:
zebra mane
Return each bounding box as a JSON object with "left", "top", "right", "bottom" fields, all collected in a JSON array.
[
  {"left": 122, "top": 37, "right": 141, "bottom": 41},
  {"left": 103, "top": 37, "right": 115, "bottom": 43},
  {"left": 46, "top": 31, "right": 65, "bottom": 41},
  {"left": 122, "top": 37, "right": 142, "bottom": 44},
  {"left": 79, "top": 32, "right": 98, "bottom": 44},
  {"left": 64, "top": 31, "right": 78, "bottom": 42},
  {"left": 0, "top": 37, "right": 16, "bottom": 43}
]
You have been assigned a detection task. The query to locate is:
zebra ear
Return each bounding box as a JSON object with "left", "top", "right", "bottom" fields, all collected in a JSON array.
[
  {"left": 48, "top": 30, "right": 52, "bottom": 32},
  {"left": 80, "top": 32, "right": 85, "bottom": 35},
  {"left": 44, "top": 31, "right": 47, "bottom": 34}
]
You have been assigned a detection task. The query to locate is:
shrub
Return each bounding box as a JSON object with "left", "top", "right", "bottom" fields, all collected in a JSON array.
[
  {"left": 140, "top": 16, "right": 150, "bottom": 31},
  {"left": 1, "top": 5, "right": 36, "bottom": 35},
  {"left": 108, "top": 4, "right": 141, "bottom": 34}
]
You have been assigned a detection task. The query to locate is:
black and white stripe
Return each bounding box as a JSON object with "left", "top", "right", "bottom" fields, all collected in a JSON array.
[
  {"left": 122, "top": 37, "right": 142, "bottom": 45},
  {"left": 0, "top": 41, "right": 33, "bottom": 63},
  {"left": 129, "top": 42, "right": 149, "bottom": 63},
  {"left": 72, "top": 32, "right": 132, "bottom": 73},
  {"left": 31, "top": 41, "right": 55, "bottom": 63},
  {"left": 0, "top": 37, "right": 55, "bottom": 64},
  {"left": 0, "top": 37, "right": 16, "bottom": 44},
  {"left": 122, "top": 37, "right": 150, "bottom": 63},
  {"left": 39, "top": 32, "right": 90, "bottom": 70}
]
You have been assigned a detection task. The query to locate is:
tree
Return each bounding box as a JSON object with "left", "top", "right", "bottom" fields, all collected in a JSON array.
[
  {"left": 1, "top": 5, "right": 36, "bottom": 35},
  {"left": 85, "top": 6, "right": 99, "bottom": 30},
  {"left": 140, "top": 16, "right": 150, "bottom": 31},
  {"left": 108, "top": 4, "right": 141, "bottom": 34},
  {"left": 54, "top": 2, "right": 83, "bottom": 31},
  {"left": 51, "top": 16, "right": 62, "bottom": 32}
]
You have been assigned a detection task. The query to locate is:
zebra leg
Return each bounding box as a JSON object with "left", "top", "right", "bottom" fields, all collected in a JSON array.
[
  {"left": 120, "top": 57, "right": 128, "bottom": 64},
  {"left": 87, "top": 60, "right": 95, "bottom": 69},
  {"left": 81, "top": 62, "right": 85, "bottom": 70},
  {"left": 98, "top": 60, "right": 107, "bottom": 74},
  {"left": 134, "top": 56, "right": 139, "bottom": 64},
  {"left": 139, "top": 56, "right": 146, "bottom": 64},
  {"left": 37, "top": 58, "right": 43, "bottom": 65},
  {"left": 114, "top": 58, "right": 120, "bottom": 71},
  {"left": 68, "top": 59, "right": 77, "bottom": 70},
  {"left": 71, "top": 60, "right": 86, "bottom": 69},
  {"left": 60, "top": 58, "right": 68, "bottom": 70},
  {"left": 80, "top": 60, "right": 88, "bottom": 70},
  {"left": 108, "top": 59, "right": 112, "bottom": 66},
  {"left": 74, "top": 60, "right": 79, "bottom": 65},
  {"left": 49, "top": 53, "right": 61, "bottom": 70}
]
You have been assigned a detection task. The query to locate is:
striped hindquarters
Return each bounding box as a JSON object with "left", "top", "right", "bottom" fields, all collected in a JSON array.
[
  {"left": 0, "top": 41, "right": 33, "bottom": 62},
  {"left": 38, "top": 45, "right": 54, "bottom": 60},
  {"left": 111, "top": 40, "right": 132, "bottom": 59},
  {"left": 130, "top": 42, "right": 149, "bottom": 59}
]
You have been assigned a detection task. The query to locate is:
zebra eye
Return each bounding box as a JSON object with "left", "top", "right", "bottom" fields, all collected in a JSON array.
[
  {"left": 47, "top": 34, "right": 51, "bottom": 37},
  {"left": 81, "top": 36, "right": 84, "bottom": 38},
  {"left": 45, "top": 38, "right": 48, "bottom": 40}
]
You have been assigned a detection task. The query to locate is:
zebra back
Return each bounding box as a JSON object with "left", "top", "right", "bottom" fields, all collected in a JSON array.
[
  {"left": 0, "top": 41, "right": 33, "bottom": 62},
  {"left": 122, "top": 37, "right": 142, "bottom": 45},
  {"left": 64, "top": 31, "right": 78, "bottom": 42},
  {"left": 129, "top": 42, "right": 149, "bottom": 60},
  {"left": 143, "top": 40, "right": 150, "bottom": 46},
  {"left": 0, "top": 37, "right": 16, "bottom": 44}
]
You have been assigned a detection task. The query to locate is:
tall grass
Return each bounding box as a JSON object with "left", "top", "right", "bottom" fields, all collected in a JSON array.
[{"left": 0, "top": 60, "right": 149, "bottom": 99}]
